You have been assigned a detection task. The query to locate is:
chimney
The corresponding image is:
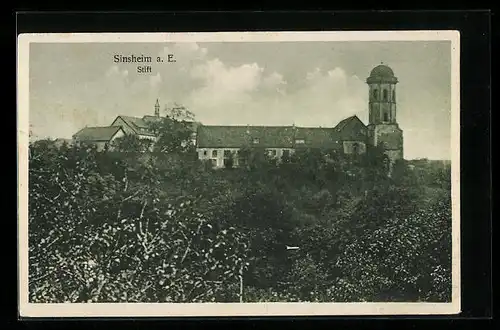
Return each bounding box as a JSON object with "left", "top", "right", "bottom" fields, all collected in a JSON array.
[{"left": 155, "top": 98, "right": 160, "bottom": 117}]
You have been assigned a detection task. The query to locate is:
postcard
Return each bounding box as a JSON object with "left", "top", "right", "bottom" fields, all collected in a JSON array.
[{"left": 17, "top": 31, "right": 460, "bottom": 317}]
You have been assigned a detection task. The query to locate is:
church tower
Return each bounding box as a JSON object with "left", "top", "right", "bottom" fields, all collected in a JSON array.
[
  {"left": 154, "top": 98, "right": 160, "bottom": 117},
  {"left": 366, "top": 63, "right": 404, "bottom": 162}
]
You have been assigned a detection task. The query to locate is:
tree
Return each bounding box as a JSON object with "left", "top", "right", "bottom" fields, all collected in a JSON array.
[
  {"left": 148, "top": 103, "right": 197, "bottom": 154},
  {"left": 237, "top": 146, "right": 274, "bottom": 171},
  {"left": 223, "top": 151, "right": 236, "bottom": 169},
  {"left": 111, "top": 134, "right": 153, "bottom": 153}
]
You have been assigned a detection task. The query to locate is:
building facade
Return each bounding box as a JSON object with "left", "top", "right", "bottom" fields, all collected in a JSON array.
[{"left": 195, "top": 64, "right": 404, "bottom": 168}]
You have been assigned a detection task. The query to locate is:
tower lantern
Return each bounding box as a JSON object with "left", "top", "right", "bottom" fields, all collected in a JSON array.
[{"left": 366, "top": 63, "right": 404, "bottom": 162}]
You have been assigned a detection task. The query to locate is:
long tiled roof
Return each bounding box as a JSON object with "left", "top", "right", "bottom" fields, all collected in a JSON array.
[
  {"left": 73, "top": 126, "right": 123, "bottom": 142},
  {"left": 196, "top": 116, "right": 367, "bottom": 149},
  {"left": 294, "top": 127, "right": 339, "bottom": 149},
  {"left": 197, "top": 126, "right": 298, "bottom": 148}
]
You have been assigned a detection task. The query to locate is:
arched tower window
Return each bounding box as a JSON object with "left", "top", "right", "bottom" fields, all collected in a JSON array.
[
  {"left": 392, "top": 90, "right": 396, "bottom": 101},
  {"left": 373, "top": 89, "right": 378, "bottom": 100},
  {"left": 383, "top": 89, "right": 388, "bottom": 101},
  {"left": 383, "top": 112, "right": 389, "bottom": 122}
]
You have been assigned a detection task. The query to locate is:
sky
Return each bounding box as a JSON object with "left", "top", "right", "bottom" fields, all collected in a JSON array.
[{"left": 29, "top": 40, "right": 452, "bottom": 160}]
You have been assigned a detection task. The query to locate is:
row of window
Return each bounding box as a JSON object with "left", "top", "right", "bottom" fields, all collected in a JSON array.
[
  {"left": 202, "top": 149, "right": 292, "bottom": 158},
  {"left": 251, "top": 138, "right": 305, "bottom": 145},
  {"left": 373, "top": 89, "right": 396, "bottom": 101},
  {"left": 203, "top": 150, "right": 237, "bottom": 158}
]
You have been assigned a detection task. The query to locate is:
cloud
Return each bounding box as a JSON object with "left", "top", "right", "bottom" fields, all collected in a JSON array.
[
  {"left": 261, "top": 72, "right": 287, "bottom": 94},
  {"left": 184, "top": 62, "right": 367, "bottom": 127},
  {"left": 32, "top": 43, "right": 369, "bottom": 139},
  {"left": 292, "top": 67, "right": 367, "bottom": 121},
  {"left": 150, "top": 72, "right": 162, "bottom": 88},
  {"left": 191, "top": 59, "right": 264, "bottom": 107},
  {"left": 159, "top": 42, "right": 208, "bottom": 66},
  {"left": 106, "top": 65, "right": 129, "bottom": 79}
]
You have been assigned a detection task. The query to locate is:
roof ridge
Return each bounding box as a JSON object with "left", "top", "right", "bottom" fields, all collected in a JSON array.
[
  {"left": 83, "top": 125, "right": 119, "bottom": 129},
  {"left": 73, "top": 125, "right": 124, "bottom": 142},
  {"left": 119, "top": 115, "right": 142, "bottom": 119},
  {"left": 199, "top": 124, "right": 295, "bottom": 128}
]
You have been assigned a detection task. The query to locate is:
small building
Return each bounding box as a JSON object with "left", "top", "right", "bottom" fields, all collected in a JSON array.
[
  {"left": 72, "top": 126, "right": 126, "bottom": 151},
  {"left": 109, "top": 115, "right": 159, "bottom": 142}
]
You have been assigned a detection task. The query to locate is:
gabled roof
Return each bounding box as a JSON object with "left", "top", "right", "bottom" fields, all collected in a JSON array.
[
  {"left": 112, "top": 115, "right": 156, "bottom": 136},
  {"left": 73, "top": 126, "right": 124, "bottom": 142},
  {"left": 120, "top": 115, "right": 150, "bottom": 129},
  {"left": 333, "top": 115, "right": 368, "bottom": 141},
  {"left": 112, "top": 115, "right": 199, "bottom": 137}
]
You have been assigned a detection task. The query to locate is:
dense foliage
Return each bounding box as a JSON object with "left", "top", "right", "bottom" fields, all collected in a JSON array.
[{"left": 28, "top": 111, "right": 452, "bottom": 303}]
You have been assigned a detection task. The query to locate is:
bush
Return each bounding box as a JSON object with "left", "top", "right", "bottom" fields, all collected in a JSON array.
[
  {"left": 28, "top": 143, "right": 249, "bottom": 303},
  {"left": 28, "top": 139, "right": 452, "bottom": 303}
]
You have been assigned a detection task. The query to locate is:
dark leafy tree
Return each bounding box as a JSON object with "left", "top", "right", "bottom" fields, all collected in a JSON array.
[
  {"left": 111, "top": 134, "right": 153, "bottom": 153},
  {"left": 148, "top": 103, "right": 197, "bottom": 154}
]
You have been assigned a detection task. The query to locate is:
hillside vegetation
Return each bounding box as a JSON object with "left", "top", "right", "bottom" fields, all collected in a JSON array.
[{"left": 28, "top": 113, "right": 452, "bottom": 303}]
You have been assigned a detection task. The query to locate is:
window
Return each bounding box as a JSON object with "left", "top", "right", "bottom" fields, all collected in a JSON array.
[
  {"left": 353, "top": 143, "right": 360, "bottom": 154},
  {"left": 223, "top": 158, "right": 233, "bottom": 168},
  {"left": 224, "top": 150, "right": 231, "bottom": 158},
  {"left": 212, "top": 150, "right": 218, "bottom": 158},
  {"left": 373, "top": 89, "right": 378, "bottom": 100},
  {"left": 270, "top": 150, "right": 277, "bottom": 156},
  {"left": 295, "top": 139, "right": 305, "bottom": 144},
  {"left": 203, "top": 150, "right": 208, "bottom": 156},
  {"left": 282, "top": 149, "right": 291, "bottom": 162},
  {"left": 383, "top": 89, "right": 388, "bottom": 101},
  {"left": 253, "top": 138, "right": 260, "bottom": 144},
  {"left": 392, "top": 90, "right": 396, "bottom": 101},
  {"left": 383, "top": 112, "right": 389, "bottom": 122}
]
